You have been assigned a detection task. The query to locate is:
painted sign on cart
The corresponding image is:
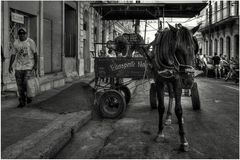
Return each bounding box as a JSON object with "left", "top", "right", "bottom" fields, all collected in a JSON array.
[{"left": 95, "top": 57, "right": 152, "bottom": 78}]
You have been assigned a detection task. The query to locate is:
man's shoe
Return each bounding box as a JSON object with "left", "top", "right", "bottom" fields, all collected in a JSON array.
[
  {"left": 27, "top": 98, "right": 32, "bottom": 104},
  {"left": 17, "top": 103, "right": 25, "bottom": 108}
]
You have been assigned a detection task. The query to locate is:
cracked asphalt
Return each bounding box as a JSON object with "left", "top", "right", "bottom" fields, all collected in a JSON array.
[{"left": 55, "top": 77, "right": 239, "bottom": 159}]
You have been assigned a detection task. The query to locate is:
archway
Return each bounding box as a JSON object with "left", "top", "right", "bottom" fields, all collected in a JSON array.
[
  {"left": 234, "top": 35, "right": 239, "bottom": 58},
  {"left": 214, "top": 39, "right": 218, "bottom": 55},
  {"left": 220, "top": 38, "right": 223, "bottom": 55},
  {"left": 226, "top": 36, "right": 231, "bottom": 59},
  {"left": 206, "top": 40, "right": 208, "bottom": 55}
]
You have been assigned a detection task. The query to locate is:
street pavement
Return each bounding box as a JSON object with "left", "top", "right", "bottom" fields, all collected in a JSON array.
[
  {"left": 55, "top": 77, "right": 239, "bottom": 159},
  {"left": 1, "top": 74, "right": 95, "bottom": 158}
]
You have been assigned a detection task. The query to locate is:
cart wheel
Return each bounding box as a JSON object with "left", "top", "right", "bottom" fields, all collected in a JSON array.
[
  {"left": 118, "top": 85, "right": 131, "bottom": 104},
  {"left": 150, "top": 83, "right": 158, "bottom": 109},
  {"left": 191, "top": 82, "right": 201, "bottom": 110},
  {"left": 98, "top": 90, "right": 126, "bottom": 118}
]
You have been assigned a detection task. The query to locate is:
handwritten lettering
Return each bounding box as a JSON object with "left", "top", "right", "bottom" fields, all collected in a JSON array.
[{"left": 110, "top": 61, "right": 136, "bottom": 71}]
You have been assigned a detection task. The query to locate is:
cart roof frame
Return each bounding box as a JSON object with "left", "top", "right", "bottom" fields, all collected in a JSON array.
[{"left": 90, "top": 2, "right": 208, "bottom": 20}]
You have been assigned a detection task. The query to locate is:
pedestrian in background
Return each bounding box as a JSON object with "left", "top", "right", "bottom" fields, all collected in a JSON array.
[
  {"left": 8, "top": 27, "right": 37, "bottom": 108},
  {"left": 212, "top": 53, "right": 221, "bottom": 79},
  {"left": 202, "top": 54, "right": 208, "bottom": 76},
  {"left": 220, "top": 54, "right": 229, "bottom": 77}
]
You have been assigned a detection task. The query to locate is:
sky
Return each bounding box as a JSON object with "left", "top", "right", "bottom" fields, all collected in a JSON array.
[{"left": 139, "top": 17, "right": 201, "bottom": 43}]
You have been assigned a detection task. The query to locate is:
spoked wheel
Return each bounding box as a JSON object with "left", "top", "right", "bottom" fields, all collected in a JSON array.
[
  {"left": 191, "top": 82, "right": 201, "bottom": 110},
  {"left": 117, "top": 85, "right": 131, "bottom": 104},
  {"left": 150, "top": 83, "right": 158, "bottom": 109},
  {"left": 98, "top": 90, "right": 126, "bottom": 118}
]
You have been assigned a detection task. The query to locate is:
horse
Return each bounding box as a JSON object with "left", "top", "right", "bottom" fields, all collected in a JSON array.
[
  {"left": 149, "top": 23, "right": 200, "bottom": 151},
  {"left": 164, "top": 25, "right": 200, "bottom": 126}
]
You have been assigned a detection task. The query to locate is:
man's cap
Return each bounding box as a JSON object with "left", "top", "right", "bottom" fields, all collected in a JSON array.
[{"left": 18, "top": 27, "right": 27, "bottom": 34}]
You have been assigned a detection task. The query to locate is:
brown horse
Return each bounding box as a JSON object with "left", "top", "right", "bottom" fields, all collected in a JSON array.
[{"left": 150, "top": 23, "right": 200, "bottom": 151}]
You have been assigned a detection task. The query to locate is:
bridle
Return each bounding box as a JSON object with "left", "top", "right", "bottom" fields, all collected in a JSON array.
[{"left": 153, "top": 24, "right": 196, "bottom": 79}]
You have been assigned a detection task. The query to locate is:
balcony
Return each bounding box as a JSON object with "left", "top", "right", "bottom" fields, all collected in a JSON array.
[{"left": 199, "top": 2, "right": 239, "bottom": 33}]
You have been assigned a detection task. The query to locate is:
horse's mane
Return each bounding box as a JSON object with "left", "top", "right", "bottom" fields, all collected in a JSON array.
[
  {"left": 176, "top": 26, "right": 195, "bottom": 53},
  {"left": 153, "top": 25, "right": 197, "bottom": 69},
  {"left": 175, "top": 26, "right": 196, "bottom": 64},
  {"left": 154, "top": 28, "right": 176, "bottom": 69}
]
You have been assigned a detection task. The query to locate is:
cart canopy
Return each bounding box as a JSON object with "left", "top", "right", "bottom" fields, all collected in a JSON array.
[{"left": 91, "top": 1, "right": 208, "bottom": 20}]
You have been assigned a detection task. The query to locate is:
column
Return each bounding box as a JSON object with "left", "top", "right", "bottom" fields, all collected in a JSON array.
[{"left": 39, "top": 1, "right": 44, "bottom": 76}]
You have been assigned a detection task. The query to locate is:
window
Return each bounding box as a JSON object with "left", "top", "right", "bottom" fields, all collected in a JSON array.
[
  {"left": 210, "top": 39, "right": 213, "bottom": 56},
  {"left": 94, "top": 27, "right": 97, "bottom": 42},
  {"left": 214, "top": 2, "right": 217, "bottom": 22},
  {"left": 65, "top": 4, "right": 76, "bottom": 57},
  {"left": 94, "top": 14, "right": 99, "bottom": 43},
  {"left": 206, "top": 8, "right": 209, "bottom": 24},
  {"left": 234, "top": 35, "right": 239, "bottom": 57},
  {"left": 226, "top": 36, "right": 231, "bottom": 59},
  {"left": 83, "top": 10, "right": 88, "bottom": 31},
  {"left": 220, "top": 1, "right": 223, "bottom": 20},
  {"left": 235, "top": 1, "right": 239, "bottom": 16},
  {"left": 220, "top": 38, "right": 224, "bottom": 55},
  {"left": 214, "top": 39, "right": 218, "bottom": 54},
  {"left": 227, "top": 1, "right": 231, "bottom": 17},
  {"left": 206, "top": 41, "right": 208, "bottom": 55}
]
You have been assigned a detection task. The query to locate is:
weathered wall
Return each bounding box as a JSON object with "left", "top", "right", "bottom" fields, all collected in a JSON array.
[{"left": 43, "top": 1, "right": 63, "bottom": 72}]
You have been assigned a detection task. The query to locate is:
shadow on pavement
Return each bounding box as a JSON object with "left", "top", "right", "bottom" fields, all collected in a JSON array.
[{"left": 29, "top": 82, "right": 95, "bottom": 114}]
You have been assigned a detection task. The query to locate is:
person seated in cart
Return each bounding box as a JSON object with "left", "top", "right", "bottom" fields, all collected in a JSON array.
[{"left": 107, "top": 49, "right": 116, "bottom": 57}]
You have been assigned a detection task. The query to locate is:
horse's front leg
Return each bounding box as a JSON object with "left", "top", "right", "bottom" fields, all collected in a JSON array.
[
  {"left": 165, "top": 83, "right": 174, "bottom": 125},
  {"left": 173, "top": 80, "right": 189, "bottom": 151},
  {"left": 155, "top": 82, "right": 165, "bottom": 142}
]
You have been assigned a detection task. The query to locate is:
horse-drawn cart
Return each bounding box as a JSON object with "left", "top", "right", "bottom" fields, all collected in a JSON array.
[
  {"left": 93, "top": 48, "right": 200, "bottom": 118},
  {"left": 90, "top": 2, "right": 206, "bottom": 119}
]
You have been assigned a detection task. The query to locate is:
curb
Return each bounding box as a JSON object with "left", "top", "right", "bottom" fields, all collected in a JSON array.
[{"left": 2, "top": 111, "right": 92, "bottom": 159}]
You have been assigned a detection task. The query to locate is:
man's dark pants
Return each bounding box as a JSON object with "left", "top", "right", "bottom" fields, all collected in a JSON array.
[{"left": 15, "top": 70, "right": 32, "bottom": 105}]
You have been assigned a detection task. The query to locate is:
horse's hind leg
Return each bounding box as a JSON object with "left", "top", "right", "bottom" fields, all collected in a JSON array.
[
  {"left": 154, "top": 82, "right": 165, "bottom": 142},
  {"left": 173, "top": 80, "right": 189, "bottom": 151},
  {"left": 165, "top": 83, "right": 174, "bottom": 125}
]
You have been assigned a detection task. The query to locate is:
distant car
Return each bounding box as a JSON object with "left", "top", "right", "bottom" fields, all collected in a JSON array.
[{"left": 204, "top": 57, "right": 215, "bottom": 77}]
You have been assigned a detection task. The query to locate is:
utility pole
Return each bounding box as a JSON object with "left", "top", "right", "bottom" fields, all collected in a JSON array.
[
  {"left": 135, "top": 0, "right": 140, "bottom": 34},
  {"left": 208, "top": 0, "right": 212, "bottom": 56},
  {"left": 144, "top": 20, "right": 147, "bottom": 43}
]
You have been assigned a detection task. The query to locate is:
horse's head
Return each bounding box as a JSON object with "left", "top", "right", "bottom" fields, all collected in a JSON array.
[{"left": 168, "top": 23, "right": 200, "bottom": 67}]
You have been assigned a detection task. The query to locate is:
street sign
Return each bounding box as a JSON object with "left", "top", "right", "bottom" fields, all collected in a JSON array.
[{"left": 11, "top": 12, "right": 24, "bottom": 24}]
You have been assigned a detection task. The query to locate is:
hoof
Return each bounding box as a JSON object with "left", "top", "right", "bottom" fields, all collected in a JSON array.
[
  {"left": 179, "top": 142, "right": 189, "bottom": 152},
  {"left": 181, "top": 118, "right": 184, "bottom": 124},
  {"left": 165, "top": 119, "right": 172, "bottom": 125},
  {"left": 154, "top": 133, "right": 165, "bottom": 143}
]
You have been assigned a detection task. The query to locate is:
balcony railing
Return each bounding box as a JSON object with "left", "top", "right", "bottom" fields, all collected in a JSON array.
[{"left": 200, "top": 1, "right": 239, "bottom": 29}]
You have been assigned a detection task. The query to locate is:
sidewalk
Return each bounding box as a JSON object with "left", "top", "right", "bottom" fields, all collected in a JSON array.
[{"left": 1, "top": 73, "right": 95, "bottom": 159}]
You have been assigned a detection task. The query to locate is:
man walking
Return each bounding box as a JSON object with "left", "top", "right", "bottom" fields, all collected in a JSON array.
[
  {"left": 8, "top": 27, "right": 37, "bottom": 108},
  {"left": 212, "top": 52, "right": 221, "bottom": 79}
]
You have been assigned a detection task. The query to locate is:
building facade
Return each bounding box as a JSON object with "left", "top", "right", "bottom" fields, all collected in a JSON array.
[
  {"left": 1, "top": 1, "right": 134, "bottom": 92},
  {"left": 199, "top": 1, "right": 239, "bottom": 60}
]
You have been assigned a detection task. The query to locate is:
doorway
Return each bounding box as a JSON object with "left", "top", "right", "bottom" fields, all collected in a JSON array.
[
  {"left": 83, "top": 39, "right": 90, "bottom": 73},
  {"left": 234, "top": 35, "right": 239, "bottom": 58},
  {"left": 226, "top": 36, "right": 231, "bottom": 59},
  {"left": 83, "top": 10, "right": 90, "bottom": 74}
]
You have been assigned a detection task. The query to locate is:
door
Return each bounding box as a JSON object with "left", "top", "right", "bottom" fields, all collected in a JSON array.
[
  {"left": 83, "top": 39, "right": 90, "bottom": 73},
  {"left": 43, "top": 19, "right": 52, "bottom": 74}
]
